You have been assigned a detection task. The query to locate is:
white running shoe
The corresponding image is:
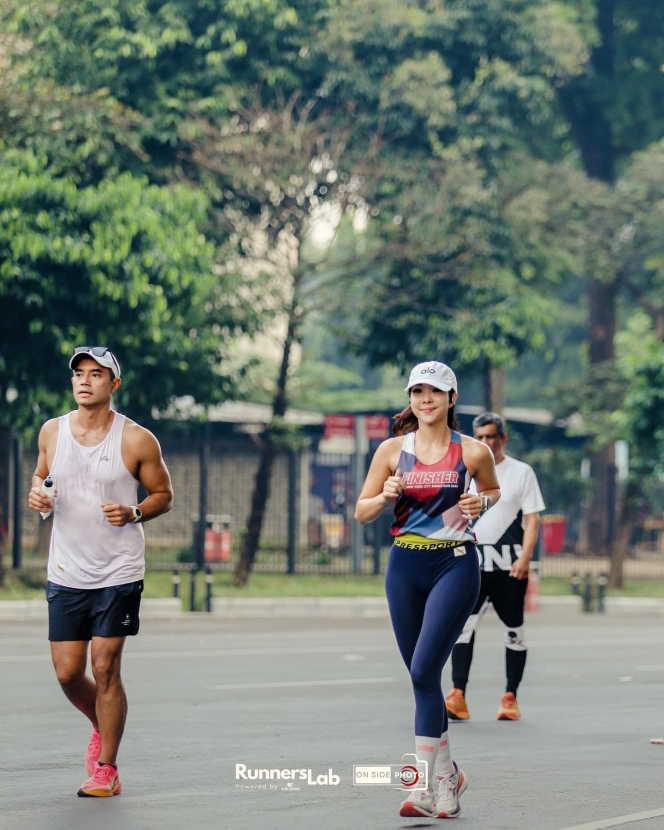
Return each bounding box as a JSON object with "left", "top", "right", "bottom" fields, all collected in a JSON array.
[
  {"left": 399, "top": 787, "right": 435, "bottom": 817},
  {"left": 434, "top": 761, "right": 467, "bottom": 818}
]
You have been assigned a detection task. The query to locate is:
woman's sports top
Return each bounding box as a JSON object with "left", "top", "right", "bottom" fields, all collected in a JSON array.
[{"left": 390, "top": 430, "right": 476, "bottom": 546}]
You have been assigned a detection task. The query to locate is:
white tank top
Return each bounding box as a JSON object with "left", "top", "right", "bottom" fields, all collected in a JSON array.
[{"left": 47, "top": 411, "right": 145, "bottom": 588}]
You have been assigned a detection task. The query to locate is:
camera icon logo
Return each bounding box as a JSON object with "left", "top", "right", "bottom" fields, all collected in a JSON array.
[{"left": 398, "top": 754, "right": 428, "bottom": 791}]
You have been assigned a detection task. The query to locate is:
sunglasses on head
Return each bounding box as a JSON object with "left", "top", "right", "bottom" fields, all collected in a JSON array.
[{"left": 72, "top": 346, "right": 120, "bottom": 375}]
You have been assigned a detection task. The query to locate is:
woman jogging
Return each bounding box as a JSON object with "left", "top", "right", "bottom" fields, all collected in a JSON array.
[{"left": 355, "top": 361, "right": 500, "bottom": 819}]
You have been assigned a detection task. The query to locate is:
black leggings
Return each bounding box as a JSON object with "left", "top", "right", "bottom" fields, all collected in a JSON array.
[
  {"left": 451, "top": 569, "right": 529, "bottom": 695},
  {"left": 385, "top": 542, "right": 480, "bottom": 737}
]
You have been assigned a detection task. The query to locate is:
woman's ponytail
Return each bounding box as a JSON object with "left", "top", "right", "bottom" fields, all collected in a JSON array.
[{"left": 392, "top": 405, "right": 418, "bottom": 436}]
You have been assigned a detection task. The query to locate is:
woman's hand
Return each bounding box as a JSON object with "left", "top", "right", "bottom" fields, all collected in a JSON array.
[
  {"left": 458, "top": 492, "right": 485, "bottom": 521},
  {"left": 382, "top": 468, "right": 404, "bottom": 502}
]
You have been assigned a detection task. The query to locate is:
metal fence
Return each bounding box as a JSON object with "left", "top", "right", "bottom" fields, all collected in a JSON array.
[
  {"left": 7, "top": 431, "right": 664, "bottom": 580},
  {"left": 12, "top": 434, "right": 392, "bottom": 575}
]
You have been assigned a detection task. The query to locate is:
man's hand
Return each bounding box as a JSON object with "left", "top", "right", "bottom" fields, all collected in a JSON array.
[
  {"left": 101, "top": 503, "right": 133, "bottom": 527},
  {"left": 510, "top": 557, "right": 530, "bottom": 580},
  {"left": 28, "top": 485, "right": 55, "bottom": 514}
]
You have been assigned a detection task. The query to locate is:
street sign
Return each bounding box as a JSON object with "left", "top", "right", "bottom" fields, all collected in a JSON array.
[
  {"left": 323, "top": 415, "right": 355, "bottom": 440},
  {"left": 365, "top": 415, "right": 391, "bottom": 440}
]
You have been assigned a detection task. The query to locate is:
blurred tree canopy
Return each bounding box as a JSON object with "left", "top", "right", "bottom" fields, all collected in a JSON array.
[
  {"left": 1, "top": 0, "right": 664, "bottom": 582},
  {"left": 0, "top": 150, "right": 255, "bottom": 429}
]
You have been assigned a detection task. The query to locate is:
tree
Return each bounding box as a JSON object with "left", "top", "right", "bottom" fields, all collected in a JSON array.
[
  {"left": 609, "top": 319, "right": 664, "bottom": 589},
  {"left": 184, "top": 92, "right": 361, "bottom": 585},
  {"left": 557, "top": 0, "right": 664, "bottom": 556},
  {"left": 549, "top": 140, "right": 664, "bottom": 583},
  {"left": 302, "top": 0, "right": 590, "bottom": 409},
  {"left": 0, "top": 149, "right": 249, "bottom": 429}
]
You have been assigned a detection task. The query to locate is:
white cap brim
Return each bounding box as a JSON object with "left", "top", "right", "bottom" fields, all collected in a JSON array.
[
  {"left": 70, "top": 352, "right": 121, "bottom": 378},
  {"left": 405, "top": 380, "right": 454, "bottom": 393}
]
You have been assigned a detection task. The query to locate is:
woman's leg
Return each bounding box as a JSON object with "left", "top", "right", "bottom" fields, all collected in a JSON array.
[
  {"left": 409, "top": 551, "right": 480, "bottom": 740},
  {"left": 385, "top": 546, "right": 428, "bottom": 674}
]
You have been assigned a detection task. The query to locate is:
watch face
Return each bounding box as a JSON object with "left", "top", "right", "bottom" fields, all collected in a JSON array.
[{"left": 133, "top": 507, "right": 142, "bottom": 521}]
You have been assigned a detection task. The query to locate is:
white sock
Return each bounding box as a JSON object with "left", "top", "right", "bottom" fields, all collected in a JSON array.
[
  {"left": 415, "top": 735, "right": 439, "bottom": 788},
  {"left": 433, "top": 731, "right": 454, "bottom": 778}
]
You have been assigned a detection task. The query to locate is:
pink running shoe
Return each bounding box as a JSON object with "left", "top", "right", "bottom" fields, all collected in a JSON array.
[
  {"left": 77, "top": 763, "right": 122, "bottom": 797},
  {"left": 85, "top": 729, "right": 102, "bottom": 776}
]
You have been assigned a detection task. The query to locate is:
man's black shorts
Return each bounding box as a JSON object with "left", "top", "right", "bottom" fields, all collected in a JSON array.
[
  {"left": 46, "top": 579, "right": 143, "bottom": 641},
  {"left": 472, "top": 568, "right": 528, "bottom": 628}
]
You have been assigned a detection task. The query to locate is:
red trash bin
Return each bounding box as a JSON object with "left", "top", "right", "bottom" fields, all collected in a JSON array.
[
  {"left": 204, "top": 517, "right": 232, "bottom": 562},
  {"left": 541, "top": 514, "right": 566, "bottom": 555}
]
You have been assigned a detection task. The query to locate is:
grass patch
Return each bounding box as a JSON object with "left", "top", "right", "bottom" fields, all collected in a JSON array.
[
  {"left": 539, "top": 577, "right": 573, "bottom": 596},
  {"left": 4, "top": 568, "right": 664, "bottom": 602},
  {"left": 210, "top": 572, "right": 386, "bottom": 597}
]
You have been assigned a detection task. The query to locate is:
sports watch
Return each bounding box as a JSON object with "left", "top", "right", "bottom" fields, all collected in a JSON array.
[{"left": 130, "top": 505, "right": 143, "bottom": 523}]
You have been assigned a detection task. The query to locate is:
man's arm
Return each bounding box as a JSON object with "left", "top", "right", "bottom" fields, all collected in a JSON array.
[
  {"left": 28, "top": 420, "right": 58, "bottom": 514},
  {"left": 509, "top": 513, "right": 540, "bottom": 579},
  {"left": 102, "top": 427, "right": 173, "bottom": 527}
]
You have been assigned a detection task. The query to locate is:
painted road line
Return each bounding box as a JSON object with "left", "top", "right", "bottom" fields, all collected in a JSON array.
[
  {"left": 210, "top": 677, "right": 397, "bottom": 690},
  {"left": 2, "top": 636, "right": 664, "bottom": 664},
  {"left": 559, "top": 807, "right": 664, "bottom": 830},
  {"left": 0, "top": 644, "right": 394, "bottom": 663}
]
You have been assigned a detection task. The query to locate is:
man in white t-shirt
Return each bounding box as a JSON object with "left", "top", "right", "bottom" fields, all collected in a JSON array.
[{"left": 445, "top": 412, "right": 545, "bottom": 721}]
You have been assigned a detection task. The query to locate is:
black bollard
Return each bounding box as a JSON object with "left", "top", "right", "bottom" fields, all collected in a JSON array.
[
  {"left": 597, "top": 572, "right": 608, "bottom": 613},
  {"left": 583, "top": 572, "right": 593, "bottom": 613},
  {"left": 205, "top": 567, "right": 214, "bottom": 613},
  {"left": 570, "top": 570, "right": 580, "bottom": 596},
  {"left": 172, "top": 568, "right": 181, "bottom": 599},
  {"left": 190, "top": 570, "right": 196, "bottom": 613}
]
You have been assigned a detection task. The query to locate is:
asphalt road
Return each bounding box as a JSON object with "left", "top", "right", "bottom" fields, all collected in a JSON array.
[{"left": 1, "top": 606, "right": 663, "bottom": 830}]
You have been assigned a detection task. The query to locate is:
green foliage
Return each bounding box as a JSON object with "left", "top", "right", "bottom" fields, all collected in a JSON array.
[
  {"left": 522, "top": 446, "right": 588, "bottom": 513},
  {"left": 265, "top": 417, "right": 308, "bottom": 452},
  {"left": 560, "top": 0, "right": 664, "bottom": 172},
  {"left": 1, "top": 0, "right": 328, "bottom": 185},
  {"left": 612, "top": 315, "right": 664, "bottom": 479},
  {"left": 0, "top": 149, "right": 254, "bottom": 429}
]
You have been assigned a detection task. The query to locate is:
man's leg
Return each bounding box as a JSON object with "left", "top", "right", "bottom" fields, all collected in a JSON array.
[
  {"left": 450, "top": 582, "right": 490, "bottom": 694},
  {"left": 50, "top": 641, "right": 98, "bottom": 727},
  {"left": 489, "top": 571, "right": 528, "bottom": 719},
  {"left": 91, "top": 636, "right": 127, "bottom": 766}
]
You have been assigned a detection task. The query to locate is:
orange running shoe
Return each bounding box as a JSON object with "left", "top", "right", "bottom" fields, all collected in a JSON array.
[
  {"left": 445, "top": 688, "right": 470, "bottom": 721},
  {"left": 77, "top": 763, "right": 122, "bottom": 797},
  {"left": 84, "top": 728, "right": 102, "bottom": 776},
  {"left": 497, "top": 692, "right": 521, "bottom": 721}
]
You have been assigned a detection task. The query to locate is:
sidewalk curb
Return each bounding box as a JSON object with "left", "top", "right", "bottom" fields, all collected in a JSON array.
[
  {"left": 604, "top": 596, "right": 664, "bottom": 614},
  {"left": 210, "top": 596, "right": 390, "bottom": 618},
  {"left": 0, "top": 598, "right": 183, "bottom": 621},
  {"left": 2, "top": 594, "right": 664, "bottom": 621}
]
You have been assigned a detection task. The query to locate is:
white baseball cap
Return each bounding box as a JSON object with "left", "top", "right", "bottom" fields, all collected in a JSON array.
[
  {"left": 70, "top": 347, "right": 121, "bottom": 378},
  {"left": 405, "top": 361, "right": 457, "bottom": 393}
]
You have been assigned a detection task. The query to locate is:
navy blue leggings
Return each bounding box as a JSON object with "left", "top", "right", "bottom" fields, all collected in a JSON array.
[{"left": 385, "top": 542, "right": 480, "bottom": 737}]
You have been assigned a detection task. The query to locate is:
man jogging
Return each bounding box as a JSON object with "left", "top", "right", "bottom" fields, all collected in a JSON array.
[
  {"left": 445, "top": 412, "right": 545, "bottom": 721},
  {"left": 28, "top": 347, "right": 173, "bottom": 797}
]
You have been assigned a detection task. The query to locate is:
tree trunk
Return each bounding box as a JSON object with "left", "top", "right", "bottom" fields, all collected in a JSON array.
[
  {"left": 234, "top": 304, "right": 299, "bottom": 587},
  {"left": 558, "top": 0, "right": 618, "bottom": 561},
  {"left": 608, "top": 479, "right": 640, "bottom": 590},
  {"left": 0, "top": 427, "right": 10, "bottom": 587},
  {"left": 482, "top": 363, "right": 506, "bottom": 413}
]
